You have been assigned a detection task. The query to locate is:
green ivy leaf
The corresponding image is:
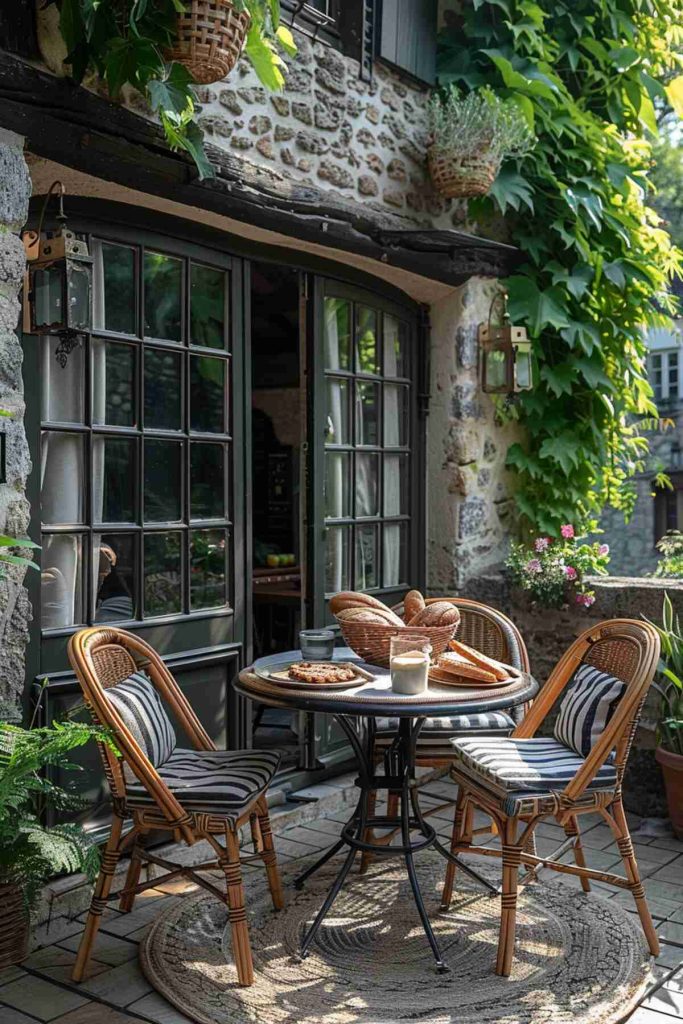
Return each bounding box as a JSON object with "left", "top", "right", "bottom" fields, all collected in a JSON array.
[
  {"left": 507, "top": 276, "right": 571, "bottom": 334},
  {"left": 540, "top": 361, "right": 577, "bottom": 396},
  {"left": 608, "top": 46, "right": 640, "bottom": 72},
  {"left": 245, "top": 24, "right": 286, "bottom": 91},
  {"left": 489, "top": 167, "right": 535, "bottom": 214},
  {"left": 539, "top": 433, "right": 581, "bottom": 474}
]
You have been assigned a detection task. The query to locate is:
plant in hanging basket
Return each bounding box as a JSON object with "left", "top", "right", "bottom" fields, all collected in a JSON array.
[{"left": 427, "top": 86, "right": 534, "bottom": 199}]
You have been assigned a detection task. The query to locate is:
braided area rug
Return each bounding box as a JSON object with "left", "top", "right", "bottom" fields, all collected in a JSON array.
[{"left": 140, "top": 851, "right": 652, "bottom": 1024}]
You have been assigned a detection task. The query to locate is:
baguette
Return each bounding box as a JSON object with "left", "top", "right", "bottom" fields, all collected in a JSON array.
[
  {"left": 335, "top": 606, "right": 405, "bottom": 627},
  {"left": 429, "top": 666, "right": 496, "bottom": 688},
  {"left": 447, "top": 639, "right": 510, "bottom": 681},
  {"left": 403, "top": 589, "right": 426, "bottom": 624},
  {"left": 329, "top": 591, "right": 391, "bottom": 615},
  {"left": 408, "top": 601, "right": 460, "bottom": 628},
  {"left": 436, "top": 651, "right": 498, "bottom": 683}
]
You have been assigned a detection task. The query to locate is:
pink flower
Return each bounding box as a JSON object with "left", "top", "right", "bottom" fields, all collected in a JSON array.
[
  {"left": 526, "top": 558, "right": 542, "bottom": 574},
  {"left": 560, "top": 524, "right": 575, "bottom": 539},
  {"left": 534, "top": 537, "right": 550, "bottom": 552},
  {"left": 564, "top": 565, "right": 577, "bottom": 580},
  {"left": 576, "top": 593, "right": 595, "bottom": 607},
  {"left": 599, "top": 544, "right": 609, "bottom": 556}
]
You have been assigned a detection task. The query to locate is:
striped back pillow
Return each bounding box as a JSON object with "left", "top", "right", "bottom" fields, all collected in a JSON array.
[
  {"left": 105, "top": 671, "right": 176, "bottom": 781},
  {"left": 553, "top": 663, "right": 627, "bottom": 758}
]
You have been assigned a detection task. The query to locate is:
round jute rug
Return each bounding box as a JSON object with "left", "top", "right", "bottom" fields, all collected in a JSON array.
[{"left": 140, "top": 851, "right": 652, "bottom": 1024}]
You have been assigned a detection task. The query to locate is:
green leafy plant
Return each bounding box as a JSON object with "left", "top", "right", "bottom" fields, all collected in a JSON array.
[
  {"left": 54, "top": 0, "right": 296, "bottom": 180},
  {"left": 428, "top": 85, "right": 534, "bottom": 167},
  {"left": 505, "top": 522, "right": 610, "bottom": 608},
  {"left": 0, "top": 707, "right": 113, "bottom": 908},
  {"left": 644, "top": 593, "right": 683, "bottom": 755},
  {"left": 438, "top": 1, "right": 683, "bottom": 538},
  {"left": 652, "top": 530, "right": 683, "bottom": 578}
]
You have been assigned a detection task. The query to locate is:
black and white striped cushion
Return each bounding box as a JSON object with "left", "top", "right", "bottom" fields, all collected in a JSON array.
[
  {"left": 125, "top": 748, "right": 280, "bottom": 821},
  {"left": 375, "top": 711, "right": 514, "bottom": 744},
  {"left": 105, "top": 672, "right": 176, "bottom": 781},
  {"left": 553, "top": 664, "right": 627, "bottom": 757},
  {"left": 451, "top": 735, "right": 617, "bottom": 792}
]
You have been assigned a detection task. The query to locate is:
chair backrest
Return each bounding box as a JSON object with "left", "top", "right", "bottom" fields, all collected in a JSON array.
[
  {"left": 68, "top": 627, "right": 215, "bottom": 839},
  {"left": 513, "top": 618, "right": 660, "bottom": 800},
  {"left": 426, "top": 596, "right": 531, "bottom": 673}
]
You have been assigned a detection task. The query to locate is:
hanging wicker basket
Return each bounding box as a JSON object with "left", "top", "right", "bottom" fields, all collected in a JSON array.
[
  {"left": 0, "top": 878, "right": 29, "bottom": 969},
  {"left": 428, "top": 147, "right": 500, "bottom": 199},
  {"left": 165, "top": 0, "right": 251, "bottom": 86}
]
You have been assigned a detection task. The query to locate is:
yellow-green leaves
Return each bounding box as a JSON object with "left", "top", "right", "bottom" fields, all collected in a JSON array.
[{"left": 666, "top": 75, "right": 683, "bottom": 117}]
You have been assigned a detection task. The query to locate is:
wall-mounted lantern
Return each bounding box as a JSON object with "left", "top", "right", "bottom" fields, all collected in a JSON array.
[
  {"left": 479, "top": 291, "right": 533, "bottom": 394},
  {"left": 22, "top": 181, "right": 92, "bottom": 365}
]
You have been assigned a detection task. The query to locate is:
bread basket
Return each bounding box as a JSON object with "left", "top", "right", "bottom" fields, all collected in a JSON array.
[{"left": 336, "top": 620, "right": 457, "bottom": 669}]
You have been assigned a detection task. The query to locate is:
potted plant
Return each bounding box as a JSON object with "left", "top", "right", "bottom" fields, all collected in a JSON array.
[
  {"left": 0, "top": 713, "right": 110, "bottom": 968},
  {"left": 505, "top": 524, "right": 610, "bottom": 609},
  {"left": 427, "top": 86, "right": 534, "bottom": 199},
  {"left": 645, "top": 593, "right": 683, "bottom": 838}
]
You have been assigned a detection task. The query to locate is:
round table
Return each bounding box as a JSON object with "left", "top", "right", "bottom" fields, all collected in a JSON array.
[{"left": 236, "top": 647, "right": 538, "bottom": 973}]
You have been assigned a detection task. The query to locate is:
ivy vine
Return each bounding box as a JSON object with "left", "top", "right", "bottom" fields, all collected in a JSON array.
[{"left": 438, "top": 0, "right": 683, "bottom": 536}]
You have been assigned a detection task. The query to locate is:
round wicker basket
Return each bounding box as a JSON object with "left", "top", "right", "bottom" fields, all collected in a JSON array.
[
  {"left": 428, "top": 148, "right": 499, "bottom": 199},
  {"left": 0, "top": 878, "right": 28, "bottom": 969},
  {"left": 337, "top": 620, "right": 457, "bottom": 669},
  {"left": 165, "top": 0, "right": 250, "bottom": 86}
]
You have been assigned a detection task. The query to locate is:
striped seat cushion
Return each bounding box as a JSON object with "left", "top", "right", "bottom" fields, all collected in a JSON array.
[
  {"left": 105, "top": 672, "right": 176, "bottom": 782},
  {"left": 125, "top": 748, "right": 280, "bottom": 820},
  {"left": 374, "top": 712, "right": 514, "bottom": 759},
  {"left": 553, "top": 664, "right": 627, "bottom": 757},
  {"left": 451, "top": 735, "right": 618, "bottom": 792}
]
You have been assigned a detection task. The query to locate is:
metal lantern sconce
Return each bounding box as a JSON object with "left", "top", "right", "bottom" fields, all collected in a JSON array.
[
  {"left": 22, "top": 181, "right": 93, "bottom": 365},
  {"left": 479, "top": 291, "right": 533, "bottom": 394}
]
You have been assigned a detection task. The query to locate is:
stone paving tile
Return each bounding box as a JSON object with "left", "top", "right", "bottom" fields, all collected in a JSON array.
[
  {"left": 628, "top": 1007, "right": 680, "bottom": 1022},
  {"left": 0, "top": 1007, "right": 44, "bottom": 1024},
  {"left": 652, "top": 858, "right": 683, "bottom": 885},
  {"left": 58, "top": 932, "right": 139, "bottom": 967},
  {"left": 127, "top": 991, "right": 195, "bottom": 1023},
  {"left": 0, "top": 975, "right": 90, "bottom": 1021},
  {"left": 50, "top": 1004, "right": 145, "bottom": 1024},
  {"left": 97, "top": 897, "right": 178, "bottom": 938},
  {"left": 643, "top": 982, "right": 683, "bottom": 1018},
  {"left": 278, "top": 825, "right": 331, "bottom": 849},
  {"left": 74, "top": 958, "right": 153, "bottom": 1007},
  {"left": 23, "top": 945, "right": 110, "bottom": 985},
  {"left": 0, "top": 966, "right": 27, "bottom": 986},
  {"left": 659, "top": 921, "right": 683, "bottom": 948},
  {"left": 580, "top": 825, "right": 619, "bottom": 850},
  {"left": 634, "top": 844, "right": 681, "bottom": 867},
  {"left": 657, "top": 943, "right": 683, "bottom": 970}
]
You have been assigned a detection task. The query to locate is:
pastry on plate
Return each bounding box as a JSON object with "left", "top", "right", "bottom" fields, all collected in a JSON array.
[{"left": 288, "top": 662, "right": 358, "bottom": 684}]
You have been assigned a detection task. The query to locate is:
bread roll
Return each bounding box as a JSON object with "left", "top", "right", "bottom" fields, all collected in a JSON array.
[
  {"left": 403, "top": 590, "right": 426, "bottom": 624},
  {"left": 408, "top": 601, "right": 461, "bottom": 628},
  {"left": 335, "top": 606, "right": 405, "bottom": 627},
  {"left": 429, "top": 666, "right": 492, "bottom": 688},
  {"left": 329, "top": 591, "right": 391, "bottom": 615},
  {"left": 436, "top": 651, "right": 497, "bottom": 682},
  {"left": 447, "top": 639, "right": 509, "bottom": 681}
]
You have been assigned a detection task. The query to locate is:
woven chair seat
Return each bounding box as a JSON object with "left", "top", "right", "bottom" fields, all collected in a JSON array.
[
  {"left": 125, "top": 748, "right": 280, "bottom": 821},
  {"left": 452, "top": 736, "right": 617, "bottom": 793}
]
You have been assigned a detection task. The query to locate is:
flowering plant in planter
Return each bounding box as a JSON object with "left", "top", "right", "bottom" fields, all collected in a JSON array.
[{"left": 505, "top": 524, "right": 610, "bottom": 609}]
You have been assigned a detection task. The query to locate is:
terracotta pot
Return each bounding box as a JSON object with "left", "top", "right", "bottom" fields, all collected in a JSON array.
[
  {"left": 0, "top": 878, "right": 29, "bottom": 969},
  {"left": 655, "top": 745, "right": 683, "bottom": 839}
]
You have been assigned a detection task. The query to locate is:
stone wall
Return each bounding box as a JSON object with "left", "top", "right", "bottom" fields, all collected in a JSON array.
[{"left": 0, "top": 130, "right": 32, "bottom": 721}]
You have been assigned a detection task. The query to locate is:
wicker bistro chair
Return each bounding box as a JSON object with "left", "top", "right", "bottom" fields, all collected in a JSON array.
[
  {"left": 360, "top": 598, "right": 531, "bottom": 872},
  {"left": 68, "top": 627, "right": 284, "bottom": 987},
  {"left": 441, "top": 619, "right": 661, "bottom": 977}
]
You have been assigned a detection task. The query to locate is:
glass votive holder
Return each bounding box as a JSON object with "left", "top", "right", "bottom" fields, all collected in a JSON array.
[
  {"left": 390, "top": 634, "right": 432, "bottom": 695},
  {"left": 299, "top": 629, "right": 335, "bottom": 661}
]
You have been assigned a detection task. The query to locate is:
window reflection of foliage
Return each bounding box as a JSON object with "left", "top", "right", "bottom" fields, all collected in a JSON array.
[
  {"left": 190, "top": 265, "right": 225, "bottom": 349},
  {"left": 325, "top": 298, "right": 351, "bottom": 369},
  {"left": 144, "top": 253, "right": 181, "bottom": 342},
  {"left": 144, "top": 533, "right": 181, "bottom": 616},
  {"left": 357, "top": 308, "right": 378, "bottom": 374},
  {"left": 191, "top": 357, "right": 225, "bottom": 433},
  {"left": 102, "top": 244, "right": 135, "bottom": 335},
  {"left": 191, "top": 530, "right": 226, "bottom": 609}
]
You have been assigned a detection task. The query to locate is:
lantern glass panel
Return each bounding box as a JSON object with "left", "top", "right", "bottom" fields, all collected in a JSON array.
[
  {"left": 484, "top": 347, "right": 507, "bottom": 391},
  {"left": 67, "top": 260, "right": 92, "bottom": 332},
  {"left": 515, "top": 345, "right": 532, "bottom": 391},
  {"left": 33, "top": 264, "right": 64, "bottom": 331}
]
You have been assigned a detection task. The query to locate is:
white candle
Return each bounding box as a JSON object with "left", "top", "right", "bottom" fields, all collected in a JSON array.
[{"left": 391, "top": 649, "right": 430, "bottom": 695}]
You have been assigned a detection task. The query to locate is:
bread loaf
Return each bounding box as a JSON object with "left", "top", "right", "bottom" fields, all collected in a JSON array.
[
  {"left": 403, "top": 590, "right": 426, "bottom": 624},
  {"left": 335, "top": 606, "right": 405, "bottom": 627},
  {"left": 329, "top": 591, "right": 391, "bottom": 615},
  {"left": 447, "top": 638, "right": 510, "bottom": 681},
  {"left": 408, "top": 601, "right": 460, "bottom": 628},
  {"left": 428, "top": 666, "right": 491, "bottom": 688},
  {"left": 436, "top": 651, "right": 497, "bottom": 683}
]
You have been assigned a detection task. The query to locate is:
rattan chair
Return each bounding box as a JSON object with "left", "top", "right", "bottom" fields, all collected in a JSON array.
[
  {"left": 360, "top": 597, "right": 530, "bottom": 872},
  {"left": 68, "top": 627, "right": 284, "bottom": 987},
  {"left": 441, "top": 618, "right": 661, "bottom": 976}
]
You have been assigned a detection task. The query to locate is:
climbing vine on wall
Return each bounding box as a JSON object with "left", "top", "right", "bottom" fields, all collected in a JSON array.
[{"left": 438, "top": 0, "right": 683, "bottom": 536}]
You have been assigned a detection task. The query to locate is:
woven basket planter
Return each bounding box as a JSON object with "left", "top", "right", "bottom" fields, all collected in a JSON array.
[
  {"left": 0, "top": 878, "right": 29, "bottom": 969},
  {"left": 428, "top": 147, "right": 499, "bottom": 199},
  {"left": 337, "top": 620, "right": 457, "bottom": 669},
  {"left": 165, "top": 0, "right": 250, "bottom": 85}
]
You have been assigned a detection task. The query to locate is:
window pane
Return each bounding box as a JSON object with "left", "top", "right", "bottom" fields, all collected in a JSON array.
[
  {"left": 41, "top": 432, "right": 85, "bottom": 525},
  {"left": 191, "top": 264, "right": 227, "bottom": 349},
  {"left": 191, "top": 443, "right": 226, "bottom": 520},
  {"left": 144, "top": 439, "right": 182, "bottom": 523},
  {"left": 191, "top": 528, "right": 228, "bottom": 610},
  {"left": 93, "top": 533, "right": 136, "bottom": 622},
  {"left": 383, "top": 523, "right": 408, "bottom": 588},
  {"left": 92, "top": 341, "right": 135, "bottom": 427},
  {"left": 41, "top": 337, "right": 84, "bottom": 424},
  {"left": 384, "top": 314, "right": 408, "bottom": 377},
  {"left": 144, "top": 252, "right": 182, "bottom": 342},
  {"left": 93, "top": 437, "right": 136, "bottom": 523},
  {"left": 144, "top": 532, "right": 182, "bottom": 617},
  {"left": 356, "top": 381, "right": 379, "bottom": 445},
  {"left": 355, "top": 523, "right": 378, "bottom": 589},
  {"left": 325, "top": 451, "right": 351, "bottom": 518},
  {"left": 384, "top": 454, "right": 409, "bottom": 516},
  {"left": 190, "top": 356, "right": 226, "bottom": 433},
  {"left": 326, "top": 378, "right": 350, "bottom": 444},
  {"left": 356, "top": 452, "right": 379, "bottom": 517},
  {"left": 384, "top": 384, "right": 409, "bottom": 446},
  {"left": 41, "top": 533, "right": 84, "bottom": 629},
  {"left": 356, "top": 306, "right": 379, "bottom": 374},
  {"left": 324, "top": 297, "right": 351, "bottom": 370},
  {"left": 325, "top": 525, "right": 351, "bottom": 594},
  {"left": 93, "top": 241, "right": 136, "bottom": 335},
  {"left": 145, "top": 349, "right": 182, "bottom": 431}
]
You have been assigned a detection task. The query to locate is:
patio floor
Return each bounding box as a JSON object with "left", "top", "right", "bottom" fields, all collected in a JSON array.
[{"left": 1, "top": 776, "right": 682, "bottom": 1024}]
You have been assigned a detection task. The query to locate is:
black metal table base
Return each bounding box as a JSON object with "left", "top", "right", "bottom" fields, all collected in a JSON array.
[{"left": 293, "top": 715, "right": 498, "bottom": 973}]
